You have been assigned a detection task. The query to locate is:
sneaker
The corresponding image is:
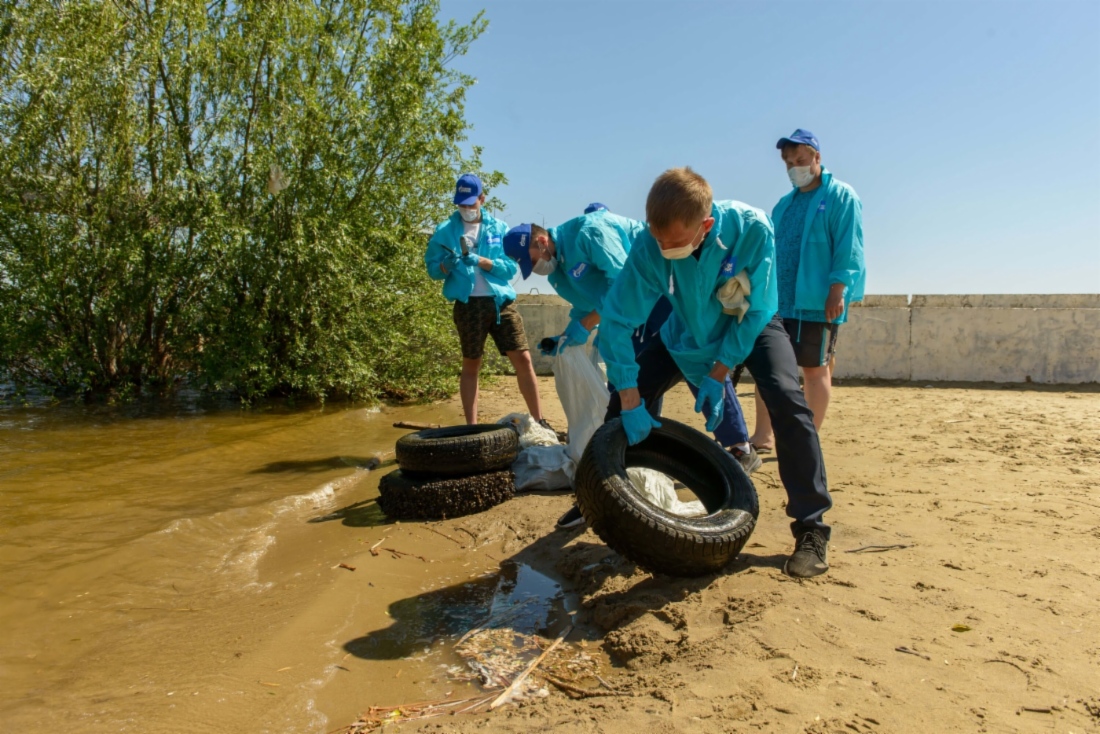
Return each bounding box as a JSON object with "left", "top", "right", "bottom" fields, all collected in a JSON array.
[
  {"left": 539, "top": 418, "right": 568, "bottom": 444},
  {"left": 555, "top": 504, "right": 585, "bottom": 530},
  {"left": 730, "top": 444, "right": 762, "bottom": 475},
  {"left": 784, "top": 529, "right": 829, "bottom": 578}
]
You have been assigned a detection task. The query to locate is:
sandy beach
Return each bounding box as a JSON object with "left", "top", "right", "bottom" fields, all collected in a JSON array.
[
  {"left": 312, "top": 378, "right": 1100, "bottom": 733},
  {"left": 3, "top": 378, "right": 1097, "bottom": 734}
]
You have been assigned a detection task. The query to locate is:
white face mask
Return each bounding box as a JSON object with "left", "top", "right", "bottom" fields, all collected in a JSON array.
[
  {"left": 532, "top": 252, "right": 557, "bottom": 275},
  {"left": 787, "top": 165, "right": 815, "bottom": 188},
  {"left": 658, "top": 222, "right": 703, "bottom": 260},
  {"left": 458, "top": 206, "right": 480, "bottom": 223}
]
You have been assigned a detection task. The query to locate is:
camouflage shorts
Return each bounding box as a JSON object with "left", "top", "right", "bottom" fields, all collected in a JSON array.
[{"left": 452, "top": 297, "right": 529, "bottom": 360}]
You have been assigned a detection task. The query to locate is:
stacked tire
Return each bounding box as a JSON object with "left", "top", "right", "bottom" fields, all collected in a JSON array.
[{"left": 378, "top": 425, "right": 519, "bottom": 520}]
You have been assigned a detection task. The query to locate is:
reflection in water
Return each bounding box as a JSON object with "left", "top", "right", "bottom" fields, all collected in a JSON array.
[{"left": 344, "top": 561, "right": 572, "bottom": 662}]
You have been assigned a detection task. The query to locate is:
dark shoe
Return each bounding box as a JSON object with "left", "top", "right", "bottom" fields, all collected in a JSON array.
[
  {"left": 785, "top": 529, "right": 829, "bottom": 578},
  {"left": 730, "top": 444, "right": 763, "bottom": 475},
  {"left": 555, "top": 504, "right": 585, "bottom": 530},
  {"left": 539, "top": 418, "right": 568, "bottom": 444}
]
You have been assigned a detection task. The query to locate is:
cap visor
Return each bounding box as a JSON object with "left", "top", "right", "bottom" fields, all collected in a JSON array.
[
  {"left": 453, "top": 195, "right": 479, "bottom": 206},
  {"left": 776, "top": 137, "right": 796, "bottom": 149},
  {"left": 518, "top": 256, "right": 533, "bottom": 279}
]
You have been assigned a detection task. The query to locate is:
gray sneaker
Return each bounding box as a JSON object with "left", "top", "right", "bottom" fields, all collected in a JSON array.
[
  {"left": 785, "top": 529, "right": 829, "bottom": 578},
  {"left": 730, "top": 444, "right": 762, "bottom": 475}
]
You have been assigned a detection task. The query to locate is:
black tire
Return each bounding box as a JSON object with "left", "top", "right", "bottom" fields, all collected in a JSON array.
[
  {"left": 395, "top": 425, "right": 518, "bottom": 478},
  {"left": 377, "top": 468, "right": 515, "bottom": 521},
  {"left": 574, "top": 417, "right": 759, "bottom": 577}
]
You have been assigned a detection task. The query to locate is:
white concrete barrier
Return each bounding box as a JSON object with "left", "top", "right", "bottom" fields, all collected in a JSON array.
[{"left": 516, "top": 293, "right": 1100, "bottom": 384}]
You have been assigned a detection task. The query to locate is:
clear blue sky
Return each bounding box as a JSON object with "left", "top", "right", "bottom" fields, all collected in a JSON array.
[{"left": 441, "top": 0, "right": 1100, "bottom": 296}]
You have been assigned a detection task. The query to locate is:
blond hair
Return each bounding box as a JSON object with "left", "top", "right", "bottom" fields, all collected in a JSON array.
[{"left": 646, "top": 167, "right": 712, "bottom": 230}]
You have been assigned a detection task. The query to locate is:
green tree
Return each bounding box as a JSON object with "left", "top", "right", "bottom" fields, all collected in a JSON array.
[{"left": 0, "top": 0, "right": 501, "bottom": 401}]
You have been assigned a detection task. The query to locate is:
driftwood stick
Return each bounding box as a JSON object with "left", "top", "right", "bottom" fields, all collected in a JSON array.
[
  {"left": 425, "top": 525, "right": 464, "bottom": 546},
  {"left": 489, "top": 624, "right": 574, "bottom": 710},
  {"left": 393, "top": 421, "right": 440, "bottom": 430},
  {"left": 845, "top": 544, "right": 913, "bottom": 553},
  {"left": 542, "top": 674, "right": 627, "bottom": 699}
]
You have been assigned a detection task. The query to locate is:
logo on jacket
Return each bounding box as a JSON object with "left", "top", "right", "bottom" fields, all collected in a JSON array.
[
  {"left": 488, "top": 235, "right": 500, "bottom": 244},
  {"left": 721, "top": 254, "right": 738, "bottom": 276},
  {"left": 818, "top": 202, "right": 826, "bottom": 212},
  {"left": 570, "top": 262, "right": 588, "bottom": 279}
]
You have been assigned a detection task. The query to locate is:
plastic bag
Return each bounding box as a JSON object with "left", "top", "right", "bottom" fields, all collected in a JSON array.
[
  {"left": 553, "top": 340, "right": 609, "bottom": 464},
  {"left": 511, "top": 445, "right": 573, "bottom": 492},
  {"left": 496, "top": 412, "right": 559, "bottom": 449},
  {"left": 626, "top": 467, "right": 706, "bottom": 517}
]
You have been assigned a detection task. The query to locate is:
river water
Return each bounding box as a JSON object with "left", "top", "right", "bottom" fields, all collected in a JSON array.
[{"left": 0, "top": 390, "right": 568, "bottom": 733}]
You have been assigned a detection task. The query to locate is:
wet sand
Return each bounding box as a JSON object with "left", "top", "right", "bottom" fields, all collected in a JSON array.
[{"left": 3, "top": 380, "right": 1098, "bottom": 733}]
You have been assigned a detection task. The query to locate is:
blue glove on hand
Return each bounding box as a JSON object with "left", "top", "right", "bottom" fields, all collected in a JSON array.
[
  {"left": 621, "top": 400, "right": 662, "bottom": 446},
  {"left": 460, "top": 252, "right": 481, "bottom": 268},
  {"left": 693, "top": 376, "right": 726, "bottom": 432},
  {"left": 560, "top": 318, "right": 591, "bottom": 349}
]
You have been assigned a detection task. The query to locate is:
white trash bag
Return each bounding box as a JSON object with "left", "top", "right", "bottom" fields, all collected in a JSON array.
[{"left": 496, "top": 412, "right": 559, "bottom": 449}]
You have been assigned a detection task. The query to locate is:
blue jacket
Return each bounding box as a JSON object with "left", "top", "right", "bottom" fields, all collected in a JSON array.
[
  {"left": 424, "top": 211, "right": 517, "bottom": 309},
  {"left": 771, "top": 168, "right": 864, "bottom": 323},
  {"left": 547, "top": 210, "right": 648, "bottom": 322},
  {"left": 599, "top": 201, "right": 777, "bottom": 390}
]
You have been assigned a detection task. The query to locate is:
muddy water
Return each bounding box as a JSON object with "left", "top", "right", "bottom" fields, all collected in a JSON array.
[{"left": 0, "top": 392, "right": 570, "bottom": 733}]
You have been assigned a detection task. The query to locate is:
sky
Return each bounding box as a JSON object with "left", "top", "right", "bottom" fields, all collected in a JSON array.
[{"left": 438, "top": 0, "right": 1100, "bottom": 297}]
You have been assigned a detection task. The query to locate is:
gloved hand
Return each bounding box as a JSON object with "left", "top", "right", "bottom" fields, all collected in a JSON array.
[
  {"left": 539, "top": 335, "right": 565, "bottom": 357},
  {"left": 693, "top": 376, "right": 726, "bottom": 432},
  {"left": 441, "top": 253, "right": 460, "bottom": 275},
  {"left": 460, "top": 252, "right": 481, "bottom": 268},
  {"left": 560, "top": 318, "right": 590, "bottom": 349},
  {"left": 621, "top": 400, "right": 662, "bottom": 446}
]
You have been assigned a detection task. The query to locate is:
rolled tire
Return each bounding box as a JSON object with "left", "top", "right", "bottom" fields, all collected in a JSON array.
[
  {"left": 574, "top": 417, "right": 759, "bottom": 577},
  {"left": 377, "top": 468, "right": 515, "bottom": 521},
  {"left": 396, "top": 425, "right": 519, "bottom": 478}
]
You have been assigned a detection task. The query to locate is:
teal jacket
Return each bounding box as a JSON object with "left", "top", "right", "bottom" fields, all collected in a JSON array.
[
  {"left": 424, "top": 211, "right": 517, "bottom": 308},
  {"left": 547, "top": 210, "right": 648, "bottom": 322},
  {"left": 771, "top": 168, "right": 864, "bottom": 323},
  {"left": 599, "top": 201, "right": 777, "bottom": 390}
]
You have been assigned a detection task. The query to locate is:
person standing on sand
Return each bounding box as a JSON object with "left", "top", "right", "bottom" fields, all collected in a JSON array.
[
  {"left": 598, "top": 167, "right": 833, "bottom": 578},
  {"left": 424, "top": 174, "right": 545, "bottom": 426},
  {"left": 503, "top": 207, "right": 758, "bottom": 529},
  {"left": 750, "top": 130, "right": 865, "bottom": 452}
]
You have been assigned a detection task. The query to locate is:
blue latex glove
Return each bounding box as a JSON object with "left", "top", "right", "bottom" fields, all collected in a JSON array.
[
  {"left": 441, "top": 253, "right": 460, "bottom": 275},
  {"left": 460, "top": 252, "right": 480, "bottom": 268},
  {"left": 621, "top": 400, "right": 662, "bottom": 446},
  {"left": 560, "top": 318, "right": 591, "bottom": 349},
  {"left": 693, "top": 376, "right": 725, "bottom": 432}
]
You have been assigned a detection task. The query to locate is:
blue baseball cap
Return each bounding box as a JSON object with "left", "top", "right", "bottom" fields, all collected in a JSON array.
[
  {"left": 453, "top": 173, "right": 483, "bottom": 206},
  {"left": 776, "top": 129, "right": 820, "bottom": 151},
  {"left": 503, "top": 224, "right": 535, "bottom": 279},
  {"left": 584, "top": 202, "right": 608, "bottom": 214}
]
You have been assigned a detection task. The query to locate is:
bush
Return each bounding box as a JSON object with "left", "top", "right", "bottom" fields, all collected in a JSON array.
[{"left": 0, "top": 0, "right": 502, "bottom": 401}]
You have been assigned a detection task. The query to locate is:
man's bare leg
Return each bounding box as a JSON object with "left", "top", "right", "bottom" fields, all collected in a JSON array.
[
  {"left": 801, "top": 364, "right": 831, "bottom": 430},
  {"left": 506, "top": 350, "right": 543, "bottom": 421},
  {"left": 460, "top": 357, "right": 482, "bottom": 424},
  {"left": 749, "top": 389, "right": 775, "bottom": 451}
]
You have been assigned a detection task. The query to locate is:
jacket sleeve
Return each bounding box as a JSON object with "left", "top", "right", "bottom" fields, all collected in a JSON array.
[
  {"left": 598, "top": 245, "right": 664, "bottom": 391},
  {"left": 717, "top": 212, "right": 777, "bottom": 369},
  {"left": 483, "top": 220, "right": 518, "bottom": 281},
  {"left": 424, "top": 228, "right": 451, "bottom": 281},
  {"left": 828, "top": 188, "right": 864, "bottom": 291}
]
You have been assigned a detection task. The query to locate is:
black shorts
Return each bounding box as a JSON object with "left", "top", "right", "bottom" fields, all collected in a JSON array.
[
  {"left": 452, "top": 297, "right": 529, "bottom": 360},
  {"left": 782, "top": 318, "right": 839, "bottom": 369}
]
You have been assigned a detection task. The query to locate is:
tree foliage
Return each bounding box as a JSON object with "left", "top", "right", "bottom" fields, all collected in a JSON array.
[{"left": 0, "top": 0, "right": 501, "bottom": 400}]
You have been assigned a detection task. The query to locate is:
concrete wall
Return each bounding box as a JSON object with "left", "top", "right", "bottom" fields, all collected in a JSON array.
[{"left": 516, "top": 293, "right": 1100, "bottom": 384}]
